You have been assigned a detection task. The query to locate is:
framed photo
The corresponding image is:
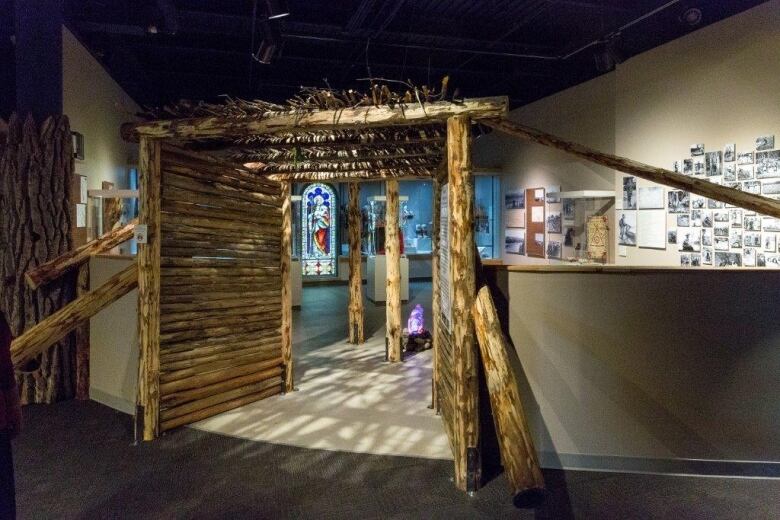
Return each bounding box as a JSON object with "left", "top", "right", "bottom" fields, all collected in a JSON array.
[
  {"left": 617, "top": 211, "right": 636, "bottom": 246},
  {"left": 667, "top": 190, "right": 690, "bottom": 213},
  {"left": 755, "top": 135, "right": 775, "bottom": 151},
  {"left": 690, "top": 143, "right": 705, "bottom": 156},
  {"left": 724, "top": 143, "right": 736, "bottom": 162},
  {"left": 756, "top": 150, "right": 780, "bottom": 179},
  {"left": 737, "top": 151, "right": 753, "bottom": 165},
  {"left": 638, "top": 186, "right": 664, "bottom": 209}
]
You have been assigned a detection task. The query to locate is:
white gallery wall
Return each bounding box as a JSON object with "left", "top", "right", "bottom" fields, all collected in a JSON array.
[{"left": 474, "top": 0, "right": 780, "bottom": 268}]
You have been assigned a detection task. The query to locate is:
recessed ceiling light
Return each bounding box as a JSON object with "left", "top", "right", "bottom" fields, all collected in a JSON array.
[{"left": 680, "top": 7, "right": 703, "bottom": 27}]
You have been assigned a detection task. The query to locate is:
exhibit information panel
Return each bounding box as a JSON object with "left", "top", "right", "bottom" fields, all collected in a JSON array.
[{"left": 439, "top": 186, "right": 452, "bottom": 332}]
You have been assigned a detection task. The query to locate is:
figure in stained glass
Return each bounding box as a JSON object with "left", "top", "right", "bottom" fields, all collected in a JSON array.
[{"left": 301, "top": 183, "right": 337, "bottom": 276}]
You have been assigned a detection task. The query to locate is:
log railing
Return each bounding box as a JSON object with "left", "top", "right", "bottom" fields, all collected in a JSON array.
[
  {"left": 11, "top": 264, "right": 139, "bottom": 367},
  {"left": 25, "top": 219, "right": 137, "bottom": 290}
]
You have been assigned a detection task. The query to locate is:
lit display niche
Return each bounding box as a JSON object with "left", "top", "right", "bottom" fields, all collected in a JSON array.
[{"left": 301, "top": 183, "right": 338, "bottom": 276}]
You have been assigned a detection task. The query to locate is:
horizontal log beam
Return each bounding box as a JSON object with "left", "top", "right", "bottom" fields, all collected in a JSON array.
[
  {"left": 266, "top": 170, "right": 433, "bottom": 182},
  {"left": 11, "top": 264, "right": 138, "bottom": 367},
  {"left": 24, "top": 220, "right": 137, "bottom": 290},
  {"left": 232, "top": 137, "right": 445, "bottom": 160},
  {"left": 482, "top": 118, "right": 780, "bottom": 219},
  {"left": 123, "top": 97, "right": 509, "bottom": 141},
  {"left": 254, "top": 157, "right": 442, "bottom": 174}
]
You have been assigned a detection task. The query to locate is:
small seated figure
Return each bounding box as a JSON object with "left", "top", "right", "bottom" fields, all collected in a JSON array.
[{"left": 404, "top": 304, "right": 432, "bottom": 353}]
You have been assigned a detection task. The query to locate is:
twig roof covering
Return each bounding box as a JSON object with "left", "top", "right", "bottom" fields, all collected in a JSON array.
[{"left": 132, "top": 81, "right": 504, "bottom": 181}]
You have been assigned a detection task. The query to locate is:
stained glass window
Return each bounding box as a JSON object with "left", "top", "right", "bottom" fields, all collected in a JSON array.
[{"left": 301, "top": 183, "right": 337, "bottom": 276}]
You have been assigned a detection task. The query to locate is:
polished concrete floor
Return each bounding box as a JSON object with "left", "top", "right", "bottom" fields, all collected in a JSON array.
[{"left": 193, "top": 282, "right": 450, "bottom": 459}]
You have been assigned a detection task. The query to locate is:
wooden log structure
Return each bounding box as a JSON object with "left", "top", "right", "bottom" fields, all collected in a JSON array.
[
  {"left": 385, "top": 179, "right": 402, "bottom": 362},
  {"left": 448, "top": 114, "right": 480, "bottom": 492},
  {"left": 10, "top": 263, "right": 138, "bottom": 367},
  {"left": 280, "top": 181, "right": 293, "bottom": 391},
  {"left": 472, "top": 286, "right": 545, "bottom": 508},
  {"left": 75, "top": 262, "right": 90, "bottom": 400},
  {"left": 137, "top": 136, "right": 162, "bottom": 441},
  {"left": 24, "top": 219, "right": 137, "bottom": 290},
  {"left": 482, "top": 117, "right": 780, "bottom": 219},
  {"left": 122, "top": 97, "right": 509, "bottom": 141},
  {"left": 347, "top": 182, "right": 365, "bottom": 344},
  {"left": 431, "top": 175, "right": 442, "bottom": 411}
]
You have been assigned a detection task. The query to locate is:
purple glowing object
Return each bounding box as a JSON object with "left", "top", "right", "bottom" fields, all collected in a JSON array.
[{"left": 407, "top": 304, "right": 425, "bottom": 335}]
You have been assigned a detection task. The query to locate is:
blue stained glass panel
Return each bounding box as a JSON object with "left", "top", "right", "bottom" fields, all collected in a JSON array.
[{"left": 301, "top": 183, "right": 338, "bottom": 276}]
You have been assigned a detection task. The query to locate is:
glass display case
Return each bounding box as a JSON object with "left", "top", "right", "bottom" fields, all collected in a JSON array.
[{"left": 475, "top": 175, "right": 501, "bottom": 258}]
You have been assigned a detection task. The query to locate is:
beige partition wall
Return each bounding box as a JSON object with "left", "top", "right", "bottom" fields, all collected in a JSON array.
[{"left": 139, "top": 145, "right": 286, "bottom": 437}]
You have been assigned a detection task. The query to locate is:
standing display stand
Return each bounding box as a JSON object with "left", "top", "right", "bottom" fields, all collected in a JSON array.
[{"left": 365, "top": 255, "right": 409, "bottom": 303}]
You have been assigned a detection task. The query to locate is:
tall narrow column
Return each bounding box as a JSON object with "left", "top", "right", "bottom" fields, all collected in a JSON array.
[
  {"left": 431, "top": 175, "right": 442, "bottom": 411},
  {"left": 348, "top": 182, "right": 364, "bottom": 344},
  {"left": 280, "top": 182, "right": 293, "bottom": 391},
  {"left": 385, "top": 179, "right": 402, "bottom": 362},
  {"left": 137, "top": 137, "right": 162, "bottom": 441},
  {"left": 448, "top": 115, "right": 479, "bottom": 492}
]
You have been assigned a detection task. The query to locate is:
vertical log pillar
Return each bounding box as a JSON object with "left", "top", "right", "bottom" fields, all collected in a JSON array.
[
  {"left": 448, "top": 115, "right": 479, "bottom": 492},
  {"left": 75, "top": 262, "right": 90, "bottom": 400},
  {"left": 385, "top": 179, "right": 402, "bottom": 362},
  {"left": 431, "top": 176, "right": 442, "bottom": 411},
  {"left": 347, "top": 182, "right": 364, "bottom": 344},
  {"left": 280, "top": 181, "right": 293, "bottom": 391},
  {"left": 137, "top": 137, "right": 162, "bottom": 441}
]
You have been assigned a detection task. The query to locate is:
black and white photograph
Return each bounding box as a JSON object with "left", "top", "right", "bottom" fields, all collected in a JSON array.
[
  {"left": 757, "top": 252, "right": 766, "bottom": 267},
  {"left": 680, "top": 254, "right": 691, "bottom": 267},
  {"left": 729, "top": 230, "right": 742, "bottom": 249},
  {"left": 668, "top": 229, "right": 677, "bottom": 244},
  {"left": 714, "top": 224, "right": 729, "bottom": 237},
  {"left": 683, "top": 159, "right": 694, "bottom": 175},
  {"left": 762, "top": 180, "right": 780, "bottom": 195},
  {"left": 705, "top": 151, "right": 722, "bottom": 177},
  {"left": 673, "top": 160, "right": 682, "bottom": 173},
  {"left": 504, "top": 228, "right": 525, "bottom": 255},
  {"left": 618, "top": 211, "right": 636, "bottom": 246},
  {"left": 702, "top": 210, "right": 713, "bottom": 228},
  {"left": 667, "top": 190, "right": 690, "bottom": 213},
  {"left": 763, "top": 217, "right": 780, "bottom": 232},
  {"left": 701, "top": 228, "right": 712, "bottom": 247},
  {"left": 715, "top": 252, "right": 742, "bottom": 267},
  {"left": 724, "top": 164, "right": 737, "bottom": 182},
  {"left": 564, "top": 227, "right": 575, "bottom": 247},
  {"left": 694, "top": 158, "right": 705, "bottom": 176},
  {"left": 638, "top": 186, "right": 664, "bottom": 209},
  {"left": 563, "top": 199, "right": 575, "bottom": 220},
  {"left": 756, "top": 150, "right": 780, "bottom": 179},
  {"left": 743, "top": 180, "right": 761, "bottom": 194},
  {"left": 744, "top": 232, "right": 761, "bottom": 248},
  {"left": 744, "top": 247, "right": 756, "bottom": 267},
  {"left": 730, "top": 209, "right": 743, "bottom": 228},
  {"left": 714, "top": 237, "right": 729, "bottom": 251},
  {"left": 702, "top": 247, "right": 713, "bottom": 265},
  {"left": 691, "top": 195, "right": 706, "bottom": 209},
  {"left": 766, "top": 254, "right": 780, "bottom": 269},
  {"left": 677, "top": 228, "right": 700, "bottom": 252},
  {"left": 714, "top": 211, "right": 729, "bottom": 223},
  {"left": 546, "top": 211, "right": 562, "bottom": 233},
  {"left": 546, "top": 240, "right": 561, "bottom": 259},
  {"left": 691, "top": 210, "right": 704, "bottom": 227},
  {"left": 737, "top": 166, "right": 753, "bottom": 180},
  {"left": 763, "top": 233, "right": 776, "bottom": 252},
  {"left": 707, "top": 195, "right": 724, "bottom": 209},
  {"left": 504, "top": 190, "right": 525, "bottom": 210},
  {"left": 546, "top": 186, "right": 561, "bottom": 203},
  {"left": 638, "top": 210, "right": 666, "bottom": 249},
  {"left": 691, "top": 254, "right": 701, "bottom": 267},
  {"left": 724, "top": 143, "right": 736, "bottom": 162},
  {"left": 677, "top": 214, "right": 690, "bottom": 227},
  {"left": 737, "top": 151, "right": 753, "bottom": 165},
  {"left": 755, "top": 134, "right": 775, "bottom": 151},
  {"left": 690, "top": 143, "right": 705, "bottom": 156},
  {"left": 744, "top": 216, "right": 761, "bottom": 231},
  {"left": 623, "top": 176, "right": 637, "bottom": 209}
]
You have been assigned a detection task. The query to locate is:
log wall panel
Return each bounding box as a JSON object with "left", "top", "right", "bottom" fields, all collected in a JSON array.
[{"left": 150, "top": 147, "right": 285, "bottom": 435}]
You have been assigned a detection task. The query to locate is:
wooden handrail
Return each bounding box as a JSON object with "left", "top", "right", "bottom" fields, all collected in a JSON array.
[
  {"left": 482, "top": 117, "right": 780, "bottom": 219},
  {"left": 25, "top": 219, "right": 137, "bottom": 290},
  {"left": 12, "top": 264, "right": 138, "bottom": 367}
]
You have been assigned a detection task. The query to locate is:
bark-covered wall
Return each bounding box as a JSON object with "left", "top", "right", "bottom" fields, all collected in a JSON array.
[{"left": 0, "top": 114, "right": 75, "bottom": 403}]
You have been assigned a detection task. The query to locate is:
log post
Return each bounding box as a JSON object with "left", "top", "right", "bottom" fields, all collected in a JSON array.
[
  {"left": 347, "top": 182, "right": 364, "bottom": 344},
  {"left": 431, "top": 176, "right": 442, "bottom": 411},
  {"left": 75, "top": 262, "right": 90, "bottom": 400},
  {"left": 280, "top": 181, "right": 293, "bottom": 391},
  {"left": 10, "top": 264, "right": 138, "bottom": 367},
  {"left": 137, "top": 137, "right": 162, "bottom": 441},
  {"left": 448, "top": 114, "right": 479, "bottom": 492},
  {"left": 385, "top": 179, "right": 402, "bottom": 362},
  {"left": 472, "top": 286, "right": 545, "bottom": 508}
]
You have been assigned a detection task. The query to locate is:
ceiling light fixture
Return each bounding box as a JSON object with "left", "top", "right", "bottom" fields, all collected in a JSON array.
[
  {"left": 680, "top": 7, "right": 703, "bottom": 27},
  {"left": 253, "top": 21, "right": 280, "bottom": 64},
  {"left": 264, "top": 0, "right": 290, "bottom": 19}
]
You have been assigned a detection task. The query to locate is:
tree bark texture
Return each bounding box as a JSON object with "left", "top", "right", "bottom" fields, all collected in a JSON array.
[
  {"left": 0, "top": 114, "right": 75, "bottom": 404},
  {"left": 385, "top": 179, "right": 401, "bottom": 362},
  {"left": 347, "top": 182, "right": 364, "bottom": 344}
]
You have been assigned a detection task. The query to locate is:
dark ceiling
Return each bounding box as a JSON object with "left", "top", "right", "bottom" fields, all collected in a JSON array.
[{"left": 63, "top": 0, "right": 767, "bottom": 109}]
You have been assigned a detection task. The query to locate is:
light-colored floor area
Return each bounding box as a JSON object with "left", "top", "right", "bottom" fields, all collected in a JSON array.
[{"left": 193, "top": 281, "right": 453, "bottom": 460}]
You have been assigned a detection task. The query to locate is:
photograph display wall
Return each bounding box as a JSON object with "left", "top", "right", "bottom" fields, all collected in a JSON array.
[{"left": 618, "top": 133, "right": 780, "bottom": 268}]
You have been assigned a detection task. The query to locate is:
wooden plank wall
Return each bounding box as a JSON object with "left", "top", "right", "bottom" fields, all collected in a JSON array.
[
  {"left": 155, "top": 146, "right": 285, "bottom": 432},
  {"left": 435, "top": 317, "right": 457, "bottom": 454}
]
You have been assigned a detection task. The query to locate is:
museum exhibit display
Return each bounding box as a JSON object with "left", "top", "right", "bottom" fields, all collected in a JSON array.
[{"left": 3, "top": 1, "right": 780, "bottom": 517}]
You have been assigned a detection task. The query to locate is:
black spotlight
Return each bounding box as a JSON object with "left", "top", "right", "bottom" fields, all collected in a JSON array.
[
  {"left": 594, "top": 36, "right": 622, "bottom": 74},
  {"left": 265, "top": 0, "right": 290, "bottom": 19},
  {"left": 254, "top": 21, "right": 280, "bottom": 64},
  {"left": 680, "top": 7, "right": 703, "bottom": 27}
]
